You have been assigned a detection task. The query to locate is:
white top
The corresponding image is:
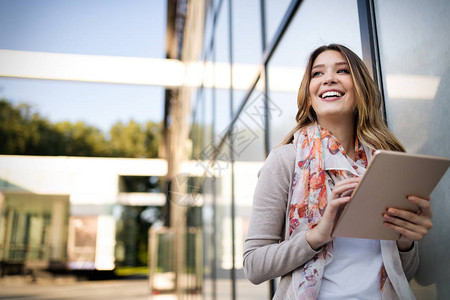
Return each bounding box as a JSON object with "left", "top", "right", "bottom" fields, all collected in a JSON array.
[{"left": 318, "top": 237, "right": 383, "bottom": 300}]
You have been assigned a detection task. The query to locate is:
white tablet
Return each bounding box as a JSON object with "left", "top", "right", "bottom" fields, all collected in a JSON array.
[{"left": 331, "top": 150, "right": 450, "bottom": 240}]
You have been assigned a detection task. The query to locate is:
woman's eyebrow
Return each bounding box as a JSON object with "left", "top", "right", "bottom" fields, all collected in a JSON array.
[
  {"left": 312, "top": 61, "right": 348, "bottom": 70},
  {"left": 311, "top": 64, "right": 324, "bottom": 70}
]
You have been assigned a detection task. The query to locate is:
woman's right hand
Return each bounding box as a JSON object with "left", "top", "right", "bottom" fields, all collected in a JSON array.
[{"left": 306, "top": 177, "right": 360, "bottom": 250}]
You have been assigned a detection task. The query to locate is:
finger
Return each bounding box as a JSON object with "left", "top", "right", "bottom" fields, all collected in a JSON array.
[
  {"left": 383, "top": 215, "right": 432, "bottom": 242},
  {"left": 383, "top": 221, "right": 428, "bottom": 241},
  {"left": 334, "top": 177, "right": 360, "bottom": 188},
  {"left": 314, "top": 196, "right": 351, "bottom": 240},
  {"left": 323, "top": 196, "right": 351, "bottom": 218},
  {"left": 328, "top": 196, "right": 351, "bottom": 208},
  {"left": 383, "top": 214, "right": 431, "bottom": 234},
  {"left": 331, "top": 181, "right": 359, "bottom": 199},
  {"left": 407, "top": 195, "right": 432, "bottom": 216},
  {"left": 340, "top": 189, "right": 354, "bottom": 197},
  {"left": 335, "top": 177, "right": 361, "bottom": 186},
  {"left": 408, "top": 195, "right": 431, "bottom": 201},
  {"left": 385, "top": 208, "right": 433, "bottom": 230}
]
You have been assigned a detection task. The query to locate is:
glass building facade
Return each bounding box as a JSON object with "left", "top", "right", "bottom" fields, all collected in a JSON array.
[
  {"left": 163, "top": 0, "right": 450, "bottom": 299},
  {"left": 0, "top": 0, "right": 449, "bottom": 299}
]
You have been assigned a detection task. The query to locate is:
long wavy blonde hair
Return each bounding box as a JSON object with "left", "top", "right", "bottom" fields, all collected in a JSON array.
[{"left": 279, "top": 44, "right": 405, "bottom": 152}]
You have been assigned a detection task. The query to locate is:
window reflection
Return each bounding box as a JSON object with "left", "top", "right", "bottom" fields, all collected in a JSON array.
[
  {"left": 265, "top": 0, "right": 293, "bottom": 45},
  {"left": 267, "top": 0, "right": 362, "bottom": 149},
  {"left": 375, "top": 1, "right": 450, "bottom": 297}
]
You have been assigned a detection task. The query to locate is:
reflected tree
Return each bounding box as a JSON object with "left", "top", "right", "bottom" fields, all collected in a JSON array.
[{"left": 0, "top": 99, "right": 161, "bottom": 158}]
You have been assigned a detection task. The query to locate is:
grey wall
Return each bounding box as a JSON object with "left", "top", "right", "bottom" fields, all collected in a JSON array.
[{"left": 375, "top": 1, "right": 450, "bottom": 299}]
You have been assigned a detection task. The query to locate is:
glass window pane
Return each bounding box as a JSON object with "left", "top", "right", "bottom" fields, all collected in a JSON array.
[
  {"left": 232, "top": 0, "right": 262, "bottom": 111},
  {"left": 232, "top": 89, "right": 267, "bottom": 299},
  {"left": 265, "top": 0, "right": 292, "bottom": 45},
  {"left": 213, "top": 0, "right": 232, "bottom": 137},
  {"left": 0, "top": 77, "right": 163, "bottom": 143},
  {"left": 232, "top": 88, "right": 266, "bottom": 162},
  {"left": 232, "top": 0, "right": 262, "bottom": 64},
  {"left": 189, "top": 88, "right": 205, "bottom": 160},
  {"left": 267, "top": 90, "right": 298, "bottom": 148},
  {"left": 202, "top": 176, "right": 217, "bottom": 300},
  {"left": 203, "top": 4, "right": 215, "bottom": 56},
  {"left": 375, "top": 1, "right": 450, "bottom": 298},
  {"left": 215, "top": 1, "right": 230, "bottom": 63},
  {"left": 215, "top": 89, "right": 232, "bottom": 140},
  {"left": 214, "top": 136, "right": 233, "bottom": 300},
  {"left": 267, "top": 0, "right": 362, "bottom": 148},
  {"left": 0, "top": 1, "right": 165, "bottom": 58},
  {"left": 204, "top": 87, "right": 214, "bottom": 152}
]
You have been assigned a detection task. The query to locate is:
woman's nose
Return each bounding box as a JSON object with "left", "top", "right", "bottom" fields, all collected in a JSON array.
[{"left": 323, "top": 73, "right": 336, "bottom": 85}]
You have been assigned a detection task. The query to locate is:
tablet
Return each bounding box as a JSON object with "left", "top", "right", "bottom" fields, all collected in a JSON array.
[{"left": 331, "top": 150, "right": 450, "bottom": 240}]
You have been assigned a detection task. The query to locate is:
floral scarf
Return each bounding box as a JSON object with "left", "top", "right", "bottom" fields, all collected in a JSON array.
[{"left": 288, "top": 122, "right": 375, "bottom": 299}]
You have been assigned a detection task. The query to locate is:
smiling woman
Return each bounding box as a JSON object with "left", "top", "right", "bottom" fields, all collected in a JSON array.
[{"left": 243, "top": 44, "right": 434, "bottom": 300}]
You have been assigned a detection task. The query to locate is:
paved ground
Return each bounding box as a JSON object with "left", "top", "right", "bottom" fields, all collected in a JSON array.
[
  {"left": 0, "top": 275, "right": 269, "bottom": 300},
  {"left": 0, "top": 277, "right": 175, "bottom": 300},
  {"left": 0, "top": 275, "right": 436, "bottom": 300},
  {"left": 0, "top": 275, "right": 268, "bottom": 300}
]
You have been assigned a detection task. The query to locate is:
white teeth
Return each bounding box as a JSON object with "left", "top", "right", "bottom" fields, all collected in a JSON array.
[{"left": 321, "top": 91, "right": 342, "bottom": 98}]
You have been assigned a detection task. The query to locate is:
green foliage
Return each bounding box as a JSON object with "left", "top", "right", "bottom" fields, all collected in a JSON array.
[
  {"left": 109, "top": 120, "right": 161, "bottom": 158},
  {"left": 53, "top": 121, "right": 109, "bottom": 156},
  {"left": 189, "top": 122, "right": 214, "bottom": 160},
  {"left": 0, "top": 99, "right": 161, "bottom": 158}
]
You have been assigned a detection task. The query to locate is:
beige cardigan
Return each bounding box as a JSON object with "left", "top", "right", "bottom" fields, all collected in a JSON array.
[{"left": 243, "top": 144, "right": 419, "bottom": 299}]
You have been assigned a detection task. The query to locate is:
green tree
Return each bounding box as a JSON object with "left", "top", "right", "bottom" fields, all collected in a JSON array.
[
  {"left": 144, "top": 121, "right": 161, "bottom": 158},
  {"left": 0, "top": 100, "right": 59, "bottom": 155},
  {"left": 0, "top": 99, "right": 161, "bottom": 158},
  {"left": 109, "top": 120, "right": 160, "bottom": 158},
  {"left": 110, "top": 120, "right": 146, "bottom": 157},
  {"left": 0, "top": 99, "right": 29, "bottom": 154},
  {"left": 53, "top": 121, "right": 109, "bottom": 156},
  {"left": 24, "top": 114, "right": 61, "bottom": 155}
]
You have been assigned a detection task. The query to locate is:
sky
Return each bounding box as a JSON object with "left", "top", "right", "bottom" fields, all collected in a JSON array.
[{"left": 0, "top": 0, "right": 167, "bottom": 133}]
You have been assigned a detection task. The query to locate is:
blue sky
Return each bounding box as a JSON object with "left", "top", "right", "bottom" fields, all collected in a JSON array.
[{"left": 0, "top": 0, "right": 166, "bottom": 133}]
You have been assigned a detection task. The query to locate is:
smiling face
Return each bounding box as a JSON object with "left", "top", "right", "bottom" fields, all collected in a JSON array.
[{"left": 308, "top": 50, "right": 356, "bottom": 126}]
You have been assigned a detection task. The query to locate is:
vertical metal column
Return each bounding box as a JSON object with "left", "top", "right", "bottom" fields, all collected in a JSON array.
[
  {"left": 259, "top": 0, "right": 275, "bottom": 297},
  {"left": 260, "top": 0, "right": 271, "bottom": 157},
  {"left": 227, "top": 0, "right": 237, "bottom": 299},
  {"left": 211, "top": 34, "right": 218, "bottom": 300},
  {"left": 357, "top": 0, "right": 387, "bottom": 121}
]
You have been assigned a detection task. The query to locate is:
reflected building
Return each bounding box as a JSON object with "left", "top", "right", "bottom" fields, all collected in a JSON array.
[{"left": 0, "top": 156, "right": 169, "bottom": 275}]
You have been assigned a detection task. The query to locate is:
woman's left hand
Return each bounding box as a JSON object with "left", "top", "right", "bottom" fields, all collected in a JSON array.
[{"left": 383, "top": 195, "right": 433, "bottom": 251}]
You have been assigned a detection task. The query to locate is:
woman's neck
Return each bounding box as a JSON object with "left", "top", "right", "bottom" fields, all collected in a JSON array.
[{"left": 317, "top": 117, "right": 356, "bottom": 159}]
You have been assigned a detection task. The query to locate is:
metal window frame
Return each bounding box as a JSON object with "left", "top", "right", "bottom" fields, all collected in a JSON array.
[{"left": 357, "top": 0, "right": 387, "bottom": 121}]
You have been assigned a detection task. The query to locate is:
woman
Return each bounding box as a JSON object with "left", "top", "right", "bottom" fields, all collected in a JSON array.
[{"left": 243, "top": 44, "right": 432, "bottom": 299}]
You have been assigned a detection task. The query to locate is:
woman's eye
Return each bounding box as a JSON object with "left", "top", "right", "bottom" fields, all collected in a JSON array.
[
  {"left": 337, "top": 69, "right": 350, "bottom": 74},
  {"left": 312, "top": 71, "right": 322, "bottom": 77}
]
